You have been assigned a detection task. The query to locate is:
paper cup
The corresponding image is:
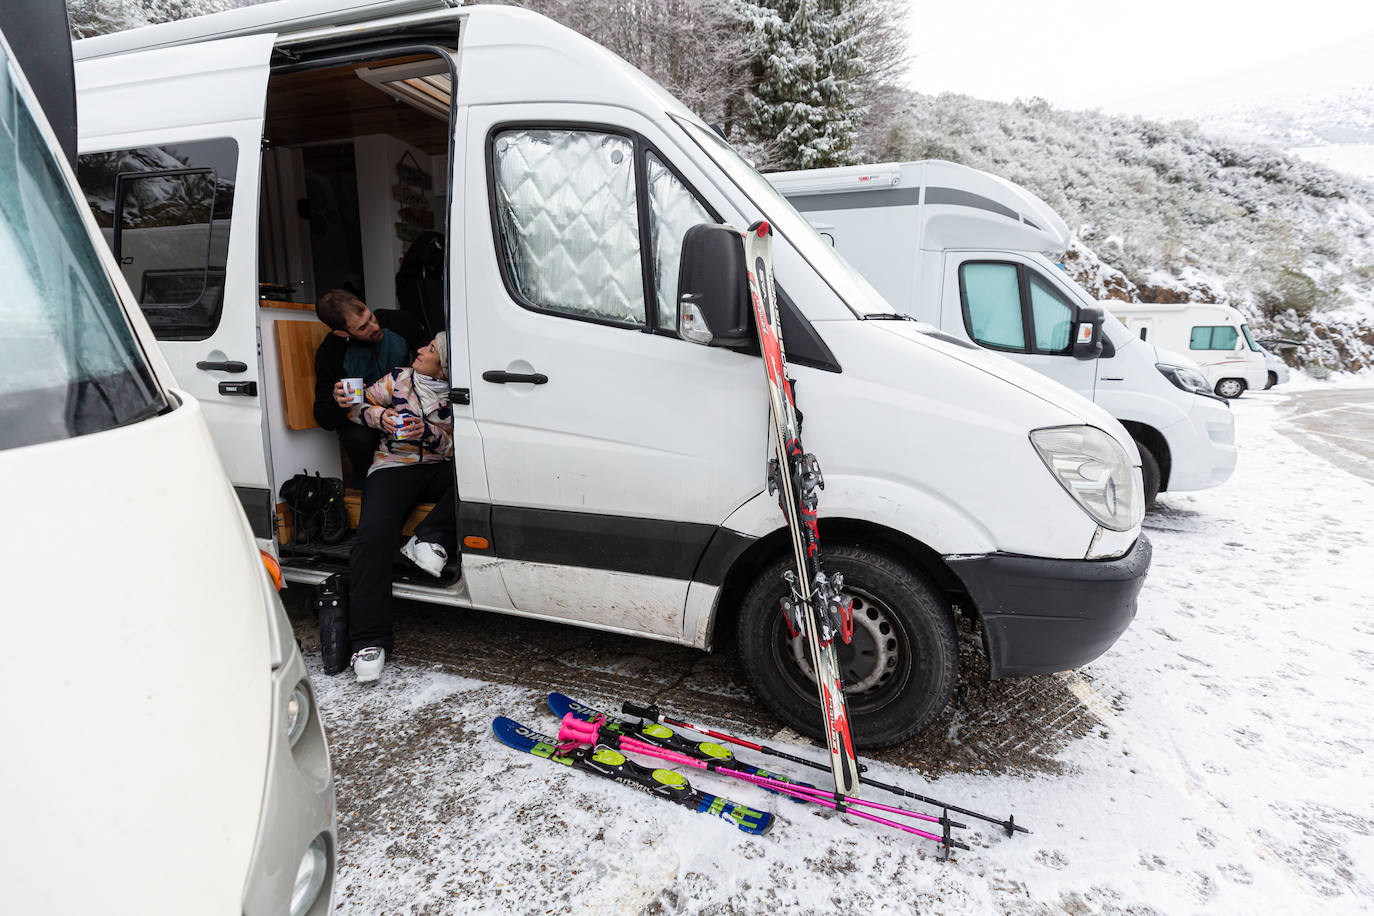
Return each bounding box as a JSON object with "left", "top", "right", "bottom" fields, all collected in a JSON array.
[{"left": 341, "top": 377, "right": 365, "bottom": 405}]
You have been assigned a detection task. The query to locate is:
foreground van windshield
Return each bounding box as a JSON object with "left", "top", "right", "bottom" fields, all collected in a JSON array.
[
  {"left": 674, "top": 116, "right": 894, "bottom": 318},
  {"left": 0, "top": 44, "right": 165, "bottom": 452}
]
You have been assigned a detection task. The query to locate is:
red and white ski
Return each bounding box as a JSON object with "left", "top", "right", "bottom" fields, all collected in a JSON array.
[{"left": 742, "top": 220, "right": 862, "bottom": 798}]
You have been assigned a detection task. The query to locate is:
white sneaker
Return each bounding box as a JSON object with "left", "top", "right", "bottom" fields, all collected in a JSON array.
[
  {"left": 401, "top": 535, "right": 448, "bottom": 577},
  {"left": 351, "top": 647, "right": 385, "bottom": 683}
]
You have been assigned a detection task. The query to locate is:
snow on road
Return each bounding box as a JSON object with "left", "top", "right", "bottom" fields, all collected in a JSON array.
[{"left": 310, "top": 389, "right": 1374, "bottom": 914}]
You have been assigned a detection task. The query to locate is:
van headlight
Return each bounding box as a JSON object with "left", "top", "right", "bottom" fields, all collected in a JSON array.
[
  {"left": 1157, "top": 362, "right": 1220, "bottom": 401},
  {"left": 285, "top": 681, "right": 311, "bottom": 747},
  {"left": 1031, "top": 425, "right": 1142, "bottom": 532}
]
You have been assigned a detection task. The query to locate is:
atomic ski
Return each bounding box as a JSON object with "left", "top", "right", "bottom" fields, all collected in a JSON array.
[
  {"left": 491, "top": 716, "right": 774, "bottom": 835},
  {"left": 742, "top": 220, "right": 862, "bottom": 797},
  {"left": 547, "top": 692, "right": 807, "bottom": 796}
]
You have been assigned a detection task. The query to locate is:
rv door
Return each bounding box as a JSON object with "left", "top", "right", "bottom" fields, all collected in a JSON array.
[{"left": 76, "top": 36, "right": 276, "bottom": 537}]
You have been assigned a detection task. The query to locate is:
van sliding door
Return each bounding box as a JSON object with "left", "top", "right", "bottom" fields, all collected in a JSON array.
[{"left": 75, "top": 35, "right": 276, "bottom": 537}]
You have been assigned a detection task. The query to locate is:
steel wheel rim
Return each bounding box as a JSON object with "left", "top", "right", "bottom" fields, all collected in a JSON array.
[
  {"left": 1218, "top": 379, "right": 1243, "bottom": 398},
  {"left": 772, "top": 583, "right": 910, "bottom": 712}
]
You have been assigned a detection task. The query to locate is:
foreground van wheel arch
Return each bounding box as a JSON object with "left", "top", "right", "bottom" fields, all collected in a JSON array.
[{"left": 734, "top": 543, "right": 959, "bottom": 749}]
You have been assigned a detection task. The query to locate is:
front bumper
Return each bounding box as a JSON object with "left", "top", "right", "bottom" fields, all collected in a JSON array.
[{"left": 948, "top": 533, "right": 1152, "bottom": 678}]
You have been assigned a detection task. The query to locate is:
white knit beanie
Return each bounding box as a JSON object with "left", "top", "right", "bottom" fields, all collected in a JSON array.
[{"left": 434, "top": 331, "right": 449, "bottom": 379}]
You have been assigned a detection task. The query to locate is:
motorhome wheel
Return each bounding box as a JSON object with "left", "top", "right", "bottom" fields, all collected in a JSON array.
[
  {"left": 1215, "top": 378, "right": 1245, "bottom": 399},
  {"left": 1137, "top": 443, "right": 1161, "bottom": 507},
  {"left": 735, "top": 545, "right": 958, "bottom": 748}
]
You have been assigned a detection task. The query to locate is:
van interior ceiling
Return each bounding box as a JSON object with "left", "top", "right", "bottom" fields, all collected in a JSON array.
[{"left": 256, "top": 53, "right": 453, "bottom": 574}]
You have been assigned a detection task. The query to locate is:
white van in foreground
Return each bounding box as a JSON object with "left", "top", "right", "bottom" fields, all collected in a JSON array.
[
  {"left": 1109, "top": 301, "right": 1269, "bottom": 399},
  {"left": 73, "top": 0, "right": 1150, "bottom": 746},
  {"left": 768, "top": 160, "right": 1238, "bottom": 503},
  {"left": 0, "top": 21, "right": 334, "bottom": 916}
]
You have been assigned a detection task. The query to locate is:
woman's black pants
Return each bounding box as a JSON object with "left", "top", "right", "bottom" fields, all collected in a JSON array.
[{"left": 348, "top": 460, "right": 457, "bottom": 654}]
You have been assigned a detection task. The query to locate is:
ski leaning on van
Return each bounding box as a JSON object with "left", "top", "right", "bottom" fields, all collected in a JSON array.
[{"left": 743, "top": 220, "right": 862, "bottom": 799}]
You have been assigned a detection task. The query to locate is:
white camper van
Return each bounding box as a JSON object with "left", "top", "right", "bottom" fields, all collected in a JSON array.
[
  {"left": 1108, "top": 302, "right": 1269, "bottom": 399},
  {"left": 768, "top": 161, "right": 1238, "bottom": 504},
  {"left": 0, "top": 19, "right": 334, "bottom": 916},
  {"left": 72, "top": 0, "right": 1150, "bottom": 746}
]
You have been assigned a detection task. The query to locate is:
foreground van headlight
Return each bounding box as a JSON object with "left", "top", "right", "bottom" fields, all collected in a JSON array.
[
  {"left": 285, "top": 681, "right": 311, "bottom": 747},
  {"left": 1031, "top": 425, "right": 1141, "bottom": 532},
  {"left": 1157, "top": 362, "right": 1220, "bottom": 401},
  {"left": 290, "top": 834, "right": 329, "bottom": 916}
]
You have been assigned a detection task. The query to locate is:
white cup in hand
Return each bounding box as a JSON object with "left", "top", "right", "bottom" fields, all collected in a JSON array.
[{"left": 341, "top": 377, "right": 365, "bottom": 406}]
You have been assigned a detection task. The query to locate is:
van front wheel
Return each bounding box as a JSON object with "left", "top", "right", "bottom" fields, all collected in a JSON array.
[
  {"left": 1215, "top": 378, "right": 1245, "bottom": 399},
  {"left": 735, "top": 545, "right": 958, "bottom": 749}
]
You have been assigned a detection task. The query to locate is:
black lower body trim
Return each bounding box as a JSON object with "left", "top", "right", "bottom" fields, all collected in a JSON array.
[{"left": 947, "top": 534, "right": 1152, "bottom": 678}]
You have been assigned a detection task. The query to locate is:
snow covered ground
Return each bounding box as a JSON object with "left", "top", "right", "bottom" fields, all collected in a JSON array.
[{"left": 306, "top": 386, "right": 1374, "bottom": 914}]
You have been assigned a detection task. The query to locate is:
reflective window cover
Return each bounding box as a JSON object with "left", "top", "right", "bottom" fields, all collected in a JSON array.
[
  {"left": 646, "top": 152, "right": 712, "bottom": 331},
  {"left": 493, "top": 129, "right": 645, "bottom": 325}
]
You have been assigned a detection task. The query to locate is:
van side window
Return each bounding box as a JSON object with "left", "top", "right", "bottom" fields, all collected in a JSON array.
[
  {"left": 1026, "top": 271, "right": 1074, "bottom": 351},
  {"left": 960, "top": 262, "right": 1024, "bottom": 349},
  {"left": 1189, "top": 325, "right": 1238, "bottom": 350},
  {"left": 76, "top": 140, "right": 237, "bottom": 341},
  {"left": 646, "top": 152, "right": 712, "bottom": 331},
  {"left": 491, "top": 129, "right": 646, "bottom": 325}
]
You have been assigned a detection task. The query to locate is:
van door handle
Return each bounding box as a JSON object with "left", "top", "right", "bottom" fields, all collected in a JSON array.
[
  {"left": 482, "top": 370, "right": 548, "bottom": 385},
  {"left": 197, "top": 360, "right": 248, "bottom": 373}
]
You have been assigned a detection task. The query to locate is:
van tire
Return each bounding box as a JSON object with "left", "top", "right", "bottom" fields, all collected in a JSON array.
[
  {"left": 735, "top": 544, "right": 958, "bottom": 749},
  {"left": 1137, "top": 442, "right": 1161, "bottom": 507},
  {"left": 1215, "top": 378, "right": 1245, "bottom": 399},
  {"left": 1266, "top": 371, "right": 1278, "bottom": 390}
]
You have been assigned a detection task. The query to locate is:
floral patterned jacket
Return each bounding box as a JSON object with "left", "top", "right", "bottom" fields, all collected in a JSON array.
[{"left": 347, "top": 367, "right": 453, "bottom": 474}]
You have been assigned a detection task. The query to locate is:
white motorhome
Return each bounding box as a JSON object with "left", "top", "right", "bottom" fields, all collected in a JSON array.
[
  {"left": 0, "top": 18, "right": 334, "bottom": 916},
  {"left": 768, "top": 161, "right": 1238, "bottom": 504},
  {"left": 72, "top": 0, "right": 1150, "bottom": 746},
  {"left": 1107, "top": 301, "right": 1269, "bottom": 399}
]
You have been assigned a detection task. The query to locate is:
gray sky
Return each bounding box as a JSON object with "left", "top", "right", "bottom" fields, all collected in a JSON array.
[{"left": 904, "top": 0, "right": 1374, "bottom": 115}]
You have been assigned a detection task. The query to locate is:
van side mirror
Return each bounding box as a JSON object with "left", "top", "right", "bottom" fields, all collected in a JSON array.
[
  {"left": 1072, "top": 306, "right": 1106, "bottom": 360},
  {"left": 676, "top": 224, "right": 752, "bottom": 348}
]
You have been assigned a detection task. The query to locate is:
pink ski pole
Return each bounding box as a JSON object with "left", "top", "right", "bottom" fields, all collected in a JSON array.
[{"left": 558, "top": 716, "right": 965, "bottom": 850}]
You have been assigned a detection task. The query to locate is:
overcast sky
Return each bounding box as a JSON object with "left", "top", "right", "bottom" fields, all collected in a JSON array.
[{"left": 904, "top": 1, "right": 1374, "bottom": 116}]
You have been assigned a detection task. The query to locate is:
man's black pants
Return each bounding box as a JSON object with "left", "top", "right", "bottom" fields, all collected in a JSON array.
[{"left": 348, "top": 461, "right": 457, "bottom": 654}]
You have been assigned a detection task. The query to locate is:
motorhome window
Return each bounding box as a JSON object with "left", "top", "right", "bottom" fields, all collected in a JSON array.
[
  {"left": 76, "top": 139, "right": 237, "bottom": 340},
  {"left": 1027, "top": 271, "right": 1074, "bottom": 352},
  {"left": 1189, "top": 325, "right": 1238, "bottom": 350},
  {"left": 0, "top": 43, "right": 165, "bottom": 451},
  {"left": 491, "top": 129, "right": 645, "bottom": 326},
  {"left": 1241, "top": 324, "right": 1260, "bottom": 352},
  {"left": 646, "top": 152, "right": 712, "bottom": 332},
  {"left": 959, "top": 262, "right": 1025, "bottom": 349}
]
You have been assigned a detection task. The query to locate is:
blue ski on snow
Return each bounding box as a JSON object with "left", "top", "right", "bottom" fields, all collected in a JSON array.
[{"left": 491, "top": 716, "right": 774, "bottom": 835}]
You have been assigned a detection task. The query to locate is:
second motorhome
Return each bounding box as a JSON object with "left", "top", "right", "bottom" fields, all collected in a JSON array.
[
  {"left": 769, "top": 160, "right": 1239, "bottom": 504},
  {"left": 73, "top": 0, "right": 1150, "bottom": 746},
  {"left": 1108, "top": 301, "right": 1270, "bottom": 398}
]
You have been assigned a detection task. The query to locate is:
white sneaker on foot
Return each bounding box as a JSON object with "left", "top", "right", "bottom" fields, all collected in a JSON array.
[
  {"left": 351, "top": 647, "right": 385, "bottom": 683},
  {"left": 401, "top": 535, "right": 447, "bottom": 577}
]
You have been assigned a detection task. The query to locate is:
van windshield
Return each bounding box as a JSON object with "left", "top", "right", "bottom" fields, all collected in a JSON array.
[
  {"left": 1241, "top": 324, "right": 1260, "bottom": 352},
  {"left": 674, "top": 117, "right": 896, "bottom": 318},
  {"left": 0, "top": 42, "right": 166, "bottom": 452}
]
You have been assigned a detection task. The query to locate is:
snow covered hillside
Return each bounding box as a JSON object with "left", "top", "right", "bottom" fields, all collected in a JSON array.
[{"left": 882, "top": 93, "right": 1374, "bottom": 376}]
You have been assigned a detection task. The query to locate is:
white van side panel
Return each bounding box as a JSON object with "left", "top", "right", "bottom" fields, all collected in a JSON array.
[
  {"left": 1, "top": 394, "right": 270, "bottom": 912},
  {"left": 76, "top": 35, "right": 276, "bottom": 518}
]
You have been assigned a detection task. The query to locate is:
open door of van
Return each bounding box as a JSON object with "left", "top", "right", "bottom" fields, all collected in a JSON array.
[{"left": 75, "top": 35, "right": 276, "bottom": 537}]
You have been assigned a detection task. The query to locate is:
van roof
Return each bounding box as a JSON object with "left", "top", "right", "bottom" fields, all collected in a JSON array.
[{"left": 73, "top": 0, "right": 460, "bottom": 61}]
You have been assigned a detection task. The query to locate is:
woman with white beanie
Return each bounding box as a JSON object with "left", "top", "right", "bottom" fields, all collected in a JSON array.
[{"left": 334, "top": 332, "right": 456, "bottom": 683}]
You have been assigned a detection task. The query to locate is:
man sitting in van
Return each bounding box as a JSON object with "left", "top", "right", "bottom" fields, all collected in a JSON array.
[{"left": 313, "top": 290, "right": 428, "bottom": 480}]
